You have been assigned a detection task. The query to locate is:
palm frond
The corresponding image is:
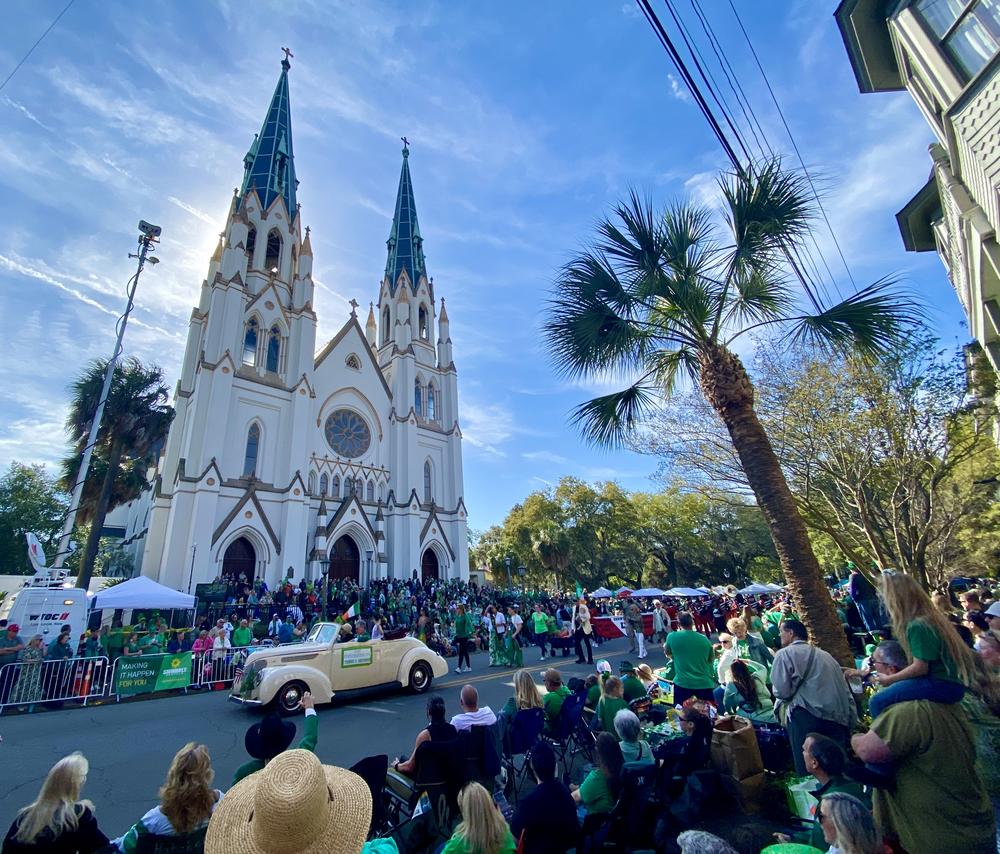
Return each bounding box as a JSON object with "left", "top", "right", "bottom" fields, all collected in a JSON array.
[
  {"left": 571, "top": 382, "right": 661, "bottom": 448},
  {"left": 789, "top": 278, "right": 921, "bottom": 358},
  {"left": 724, "top": 261, "right": 794, "bottom": 326},
  {"left": 649, "top": 348, "right": 700, "bottom": 394},
  {"left": 596, "top": 189, "right": 662, "bottom": 279}
]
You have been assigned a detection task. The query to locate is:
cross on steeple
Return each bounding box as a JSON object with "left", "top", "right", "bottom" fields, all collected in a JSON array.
[
  {"left": 401, "top": 136, "right": 410, "bottom": 149},
  {"left": 281, "top": 47, "right": 294, "bottom": 70},
  {"left": 349, "top": 298, "right": 359, "bottom": 316}
]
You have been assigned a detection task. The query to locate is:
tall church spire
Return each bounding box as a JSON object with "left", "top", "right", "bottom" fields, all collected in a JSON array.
[
  {"left": 240, "top": 51, "right": 298, "bottom": 219},
  {"left": 384, "top": 139, "right": 426, "bottom": 295}
]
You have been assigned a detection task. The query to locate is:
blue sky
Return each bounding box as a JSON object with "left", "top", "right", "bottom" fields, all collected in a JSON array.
[{"left": 0, "top": 0, "right": 967, "bottom": 532}]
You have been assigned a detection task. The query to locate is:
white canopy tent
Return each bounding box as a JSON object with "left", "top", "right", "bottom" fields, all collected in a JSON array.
[
  {"left": 738, "top": 583, "right": 773, "bottom": 594},
  {"left": 589, "top": 586, "right": 614, "bottom": 598},
  {"left": 93, "top": 576, "right": 196, "bottom": 611}
]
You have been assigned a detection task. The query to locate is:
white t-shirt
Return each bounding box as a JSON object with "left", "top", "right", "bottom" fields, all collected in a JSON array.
[
  {"left": 450, "top": 706, "right": 498, "bottom": 731},
  {"left": 494, "top": 613, "right": 507, "bottom": 635},
  {"left": 510, "top": 614, "right": 523, "bottom": 633}
]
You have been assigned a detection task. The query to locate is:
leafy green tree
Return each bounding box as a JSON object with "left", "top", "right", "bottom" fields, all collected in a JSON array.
[
  {"left": 60, "top": 357, "right": 173, "bottom": 591},
  {"left": 544, "top": 161, "right": 916, "bottom": 662},
  {"left": 0, "top": 462, "right": 68, "bottom": 574}
]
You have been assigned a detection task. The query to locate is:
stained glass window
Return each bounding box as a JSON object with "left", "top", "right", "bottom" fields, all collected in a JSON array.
[{"left": 324, "top": 409, "right": 371, "bottom": 458}]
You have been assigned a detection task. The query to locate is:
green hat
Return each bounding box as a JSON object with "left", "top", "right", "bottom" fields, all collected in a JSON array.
[{"left": 620, "top": 660, "right": 635, "bottom": 674}]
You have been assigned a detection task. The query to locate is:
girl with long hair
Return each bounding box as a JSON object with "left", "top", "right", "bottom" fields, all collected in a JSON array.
[
  {"left": 3, "top": 752, "right": 108, "bottom": 853},
  {"left": 723, "top": 659, "right": 776, "bottom": 722},
  {"left": 114, "top": 743, "right": 221, "bottom": 852},
  {"left": 595, "top": 676, "right": 628, "bottom": 738},
  {"left": 572, "top": 732, "right": 624, "bottom": 818},
  {"left": 441, "top": 782, "right": 516, "bottom": 854},
  {"left": 872, "top": 571, "right": 999, "bottom": 718},
  {"left": 501, "top": 669, "right": 543, "bottom": 717},
  {"left": 818, "top": 792, "right": 882, "bottom": 854}
]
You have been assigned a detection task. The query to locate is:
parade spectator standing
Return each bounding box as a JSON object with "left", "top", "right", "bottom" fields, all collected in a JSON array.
[
  {"left": 771, "top": 619, "right": 857, "bottom": 775},
  {"left": 510, "top": 742, "right": 577, "bottom": 854},
  {"left": 231, "top": 620, "right": 252, "bottom": 648},
  {"left": 652, "top": 600, "right": 668, "bottom": 645},
  {"left": 506, "top": 606, "right": 524, "bottom": 668},
  {"left": 9, "top": 635, "right": 45, "bottom": 708},
  {"left": 572, "top": 598, "right": 594, "bottom": 665},
  {"left": 619, "top": 662, "right": 646, "bottom": 702},
  {"left": 3, "top": 753, "right": 109, "bottom": 853},
  {"left": 451, "top": 684, "right": 497, "bottom": 731},
  {"left": 664, "top": 612, "right": 717, "bottom": 704},
  {"left": 726, "top": 617, "right": 773, "bottom": 671},
  {"left": 853, "top": 698, "right": 995, "bottom": 853},
  {"left": 454, "top": 603, "right": 473, "bottom": 673},
  {"left": 115, "top": 743, "right": 222, "bottom": 852},
  {"left": 625, "top": 600, "right": 646, "bottom": 659},
  {"left": 233, "top": 692, "right": 318, "bottom": 784},
  {"left": 0, "top": 623, "right": 25, "bottom": 703},
  {"left": 849, "top": 567, "right": 883, "bottom": 633}
]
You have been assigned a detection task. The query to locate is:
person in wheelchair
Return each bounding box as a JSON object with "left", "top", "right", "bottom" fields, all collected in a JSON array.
[{"left": 387, "top": 695, "right": 458, "bottom": 802}]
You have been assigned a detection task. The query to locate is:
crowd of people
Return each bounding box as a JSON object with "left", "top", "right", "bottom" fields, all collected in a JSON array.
[{"left": 3, "top": 570, "right": 1000, "bottom": 853}]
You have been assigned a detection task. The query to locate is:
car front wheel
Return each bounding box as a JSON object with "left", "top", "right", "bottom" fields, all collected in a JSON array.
[
  {"left": 409, "top": 661, "right": 432, "bottom": 693},
  {"left": 275, "top": 680, "right": 308, "bottom": 715}
]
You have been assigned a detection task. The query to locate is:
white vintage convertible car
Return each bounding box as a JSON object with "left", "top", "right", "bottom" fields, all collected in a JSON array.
[{"left": 229, "top": 622, "right": 450, "bottom": 714}]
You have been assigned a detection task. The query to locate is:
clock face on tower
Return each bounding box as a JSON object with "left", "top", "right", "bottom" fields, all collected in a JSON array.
[{"left": 324, "top": 409, "right": 371, "bottom": 458}]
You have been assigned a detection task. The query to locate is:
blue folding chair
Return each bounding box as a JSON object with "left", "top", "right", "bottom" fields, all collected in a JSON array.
[{"left": 502, "top": 707, "right": 545, "bottom": 802}]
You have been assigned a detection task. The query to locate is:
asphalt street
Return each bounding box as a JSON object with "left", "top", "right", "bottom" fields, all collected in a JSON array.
[{"left": 0, "top": 634, "right": 656, "bottom": 839}]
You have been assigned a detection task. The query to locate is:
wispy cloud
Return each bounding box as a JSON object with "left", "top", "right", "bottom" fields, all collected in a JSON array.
[
  {"left": 522, "top": 450, "right": 569, "bottom": 465},
  {"left": 668, "top": 74, "right": 692, "bottom": 103},
  {"left": 168, "top": 196, "right": 218, "bottom": 225}
]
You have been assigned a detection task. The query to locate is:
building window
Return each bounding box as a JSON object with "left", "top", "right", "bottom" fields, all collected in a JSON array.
[
  {"left": 427, "top": 385, "right": 436, "bottom": 421},
  {"left": 914, "top": 0, "right": 1000, "bottom": 81},
  {"left": 414, "top": 380, "right": 423, "bottom": 416},
  {"left": 382, "top": 306, "right": 391, "bottom": 345},
  {"left": 266, "top": 326, "right": 281, "bottom": 373},
  {"left": 344, "top": 476, "right": 354, "bottom": 497},
  {"left": 243, "top": 423, "right": 260, "bottom": 477},
  {"left": 308, "top": 471, "right": 317, "bottom": 495},
  {"left": 242, "top": 318, "right": 259, "bottom": 366},
  {"left": 265, "top": 229, "right": 282, "bottom": 273},
  {"left": 423, "top": 460, "right": 432, "bottom": 504},
  {"left": 246, "top": 225, "right": 256, "bottom": 267},
  {"left": 319, "top": 473, "right": 328, "bottom": 496},
  {"left": 366, "top": 480, "right": 374, "bottom": 502},
  {"left": 418, "top": 305, "right": 429, "bottom": 340},
  {"left": 331, "top": 475, "right": 340, "bottom": 497},
  {"left": 346, "top": 353, "right": 362, "bottom": 371}
]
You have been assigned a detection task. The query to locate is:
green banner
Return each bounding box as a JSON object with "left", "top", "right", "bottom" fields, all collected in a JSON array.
[{"left": 115, "top": 652, "right": 192, "bottom": 696}]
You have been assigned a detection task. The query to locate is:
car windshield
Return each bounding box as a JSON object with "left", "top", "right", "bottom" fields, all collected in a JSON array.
[{"left": 306, "top": 624, "right": 338, "bottom": 645}]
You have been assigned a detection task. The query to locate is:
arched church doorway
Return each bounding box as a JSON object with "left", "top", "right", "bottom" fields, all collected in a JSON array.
[
  {"left": 222, "top": 537, "right": 255, "bottom": 587},
  {"left": 328, "top": 535, "right": 360, "bottom": 582},
  {"left": 421, "top": 548, "right": 439, "bottom": 582}
]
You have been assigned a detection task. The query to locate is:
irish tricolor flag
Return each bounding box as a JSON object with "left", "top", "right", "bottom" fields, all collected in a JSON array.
[{"left": 342, "top": 602, "right": 359, "bottom": 621}]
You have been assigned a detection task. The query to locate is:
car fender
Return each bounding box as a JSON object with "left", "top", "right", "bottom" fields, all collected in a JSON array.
[
  {"left": 397, "top": 646, "right": 449, "bottom": 685},
  {"left": 258, "top": 663, "right": 333, "bottom": 704}
]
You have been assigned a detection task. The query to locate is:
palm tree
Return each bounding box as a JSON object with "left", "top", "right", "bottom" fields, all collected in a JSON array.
[
  {"left": 60, "top": 358, "right": 173, "bottom": 590},
  {"left": 544, "top": 161, "right": 917, "bottom": 663}
]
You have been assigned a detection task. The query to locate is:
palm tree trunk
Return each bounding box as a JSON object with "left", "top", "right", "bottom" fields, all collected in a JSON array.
[
  {"left": 699, "top": 344, "right": 852, "bottom": 664},
  {"left": 76, "top": 437, "right": 124, "bottom": 591}
]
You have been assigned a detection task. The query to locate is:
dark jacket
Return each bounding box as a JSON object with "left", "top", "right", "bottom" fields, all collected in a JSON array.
[
  {"left": 3, "top": 805, "right": 109, "bottom": 854},
  {"left": 510, "top": 779, "right": 578, "bottom": 854}
]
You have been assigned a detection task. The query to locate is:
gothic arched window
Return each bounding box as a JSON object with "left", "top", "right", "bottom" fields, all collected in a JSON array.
[
  {"left": 319, "top": 473, "right": 328, "bottom": 496},
  {"left": 243, "top": 423, "right": 260, "bottom": 477},
  {"left": 423, "top": 460, "right": 432, "bottom": 504},
  {"left": 331, "top": 475, "right": 340, "bottom": 497},
  {"left": 345, "top": 354, "right": 362, "bottom": 371},
  {"left": 265, "top": 229, "right": 282, "bottom": 273},
  {"left": 366, "top": 480, "right": 374, "bottom": 502},
  {"left": 242, "top": 318, "right": 259, "bottom": 366},
  {"left": 266, "top": 325, "right": 281, "bottom": 373},
  {"left": 308, "top": 471, "right": 317, "bottom": 495},
  {"left": 246, "top": 225, "right": 256, "bottom": 267},
  {"left": 344, "top": 476, "right": 354, "bottom": 497},
  {"left": 418, "top": 305, "right": 429, "bottom": 340},
  {"left": 414, "top": 380, "right": 423, "bottom": 417},
  {"left": 382, "top": 307, "right": 390, "bottom": 345},
  {"left": 427, "top": 385, "right": 436, "bottom": 421}
]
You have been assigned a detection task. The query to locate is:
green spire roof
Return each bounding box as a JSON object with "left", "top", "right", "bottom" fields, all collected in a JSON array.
[
  {"left": 385, "top": 142, "right": 426, "bottom": 293},
  {"left": 240, "top": 54, "right": 297, "bottom": 218}
]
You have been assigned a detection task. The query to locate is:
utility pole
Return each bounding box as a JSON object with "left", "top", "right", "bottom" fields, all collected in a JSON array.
[{"left": 54, "top": 221, "right": 162, "bottom": 572}]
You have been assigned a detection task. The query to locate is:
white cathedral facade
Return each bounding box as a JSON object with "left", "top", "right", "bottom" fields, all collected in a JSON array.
[{"left": 120, "top": 55, "right": 469, "bottom": 590}]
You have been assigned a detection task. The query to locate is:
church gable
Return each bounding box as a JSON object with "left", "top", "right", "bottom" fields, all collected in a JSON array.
[{"left": 314, "top": 317, "right": 392, "bottom": 402}]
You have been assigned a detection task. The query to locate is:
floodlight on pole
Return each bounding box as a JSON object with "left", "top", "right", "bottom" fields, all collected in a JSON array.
[{"left": 53, "top": 221, "right": 162, "bottom": 574}]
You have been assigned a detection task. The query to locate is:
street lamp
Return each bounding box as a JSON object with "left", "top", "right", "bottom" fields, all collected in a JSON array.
[
  {"left": 504, "top": 555, "right": 513, "bottom": 589},
  {"left": 365, "top": 549, "right": 373, "bottom": 586},
  {"left": 517, "top": 565, "right": 526, "bottom": 599}
]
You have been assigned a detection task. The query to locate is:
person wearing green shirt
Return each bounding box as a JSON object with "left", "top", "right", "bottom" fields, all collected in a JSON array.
[
  {"left": 231, "top": 619, "right": 253, "bottom": 648},
  {"left": 233, "top": 692, "right": 319, "bottom": 784},
  {"left": 454, "top": 603, "right": 473, "bottom": 673},
  {"left": 141, "top": 631, "right": 163, "bottom": 654},
  {"left": 440, "top": 781, "right": 517, "bottom": 854},
  {"left": 541, "top": 669, "right": 571, "bottom": 734},
  {"left": 47, "top": 632, "right": 75, "bottom": 661},
  {"left": 595, "top": 676, "right": 629, "bottom": 739},
  {"left": 532, "top": 603, "right": 550, "bottom": 661},
  {"left": 619, "top": 662, "right": 646, "bottom": 702},
  {"left": 664, "top": 612, "right": 717, "bottom": 704},
  {"left": 572, "top": 732, "right": 623, "bottom": 817}
]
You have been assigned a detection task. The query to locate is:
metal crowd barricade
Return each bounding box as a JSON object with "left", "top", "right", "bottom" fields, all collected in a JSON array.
[
  {"left": 0, "top": 656, "right": 111, "bottom": 714},
  {"left": 109, "top": 645, "right": 260, "bottom": 700}
]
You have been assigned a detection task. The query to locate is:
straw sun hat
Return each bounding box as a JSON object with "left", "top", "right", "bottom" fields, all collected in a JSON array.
[{"left": 205, "top": 749, "right": 372, "bottom": 854}]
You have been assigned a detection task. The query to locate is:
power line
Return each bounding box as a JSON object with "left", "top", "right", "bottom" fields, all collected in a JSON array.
[
  {"left": 0, "top": 0, "right": 75, "bottom": 94},
  {"left": 726, "top": 0, "right": 855, "bottom": 293}
]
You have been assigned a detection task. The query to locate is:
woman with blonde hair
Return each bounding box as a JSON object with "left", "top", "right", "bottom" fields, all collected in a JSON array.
[
  {"left": 500, "top": 669, "right": 542, "bottom": 718},
  {"left": 114, "top": 742, "right": 221, "bottom": 852},
  {"left": 3, "top": 752, "right": 108, "bottom": 853},
  {"left": 817, "top": 791, "right": 882, "bottom": 854},
  {"left": 872, "top": 571, "right": 997, "bottom": 718},
  {"left": 440, "top": 781, "right": 516, "bottom": 854}
]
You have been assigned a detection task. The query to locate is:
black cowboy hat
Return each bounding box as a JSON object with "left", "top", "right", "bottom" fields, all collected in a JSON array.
[{"left": 245, "top": 713, "right": 296, "bottom": 761}]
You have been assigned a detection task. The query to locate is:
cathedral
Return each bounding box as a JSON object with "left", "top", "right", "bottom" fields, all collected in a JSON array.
[{"left": 120, "top": 53, "right": 469, "bottom": 590}]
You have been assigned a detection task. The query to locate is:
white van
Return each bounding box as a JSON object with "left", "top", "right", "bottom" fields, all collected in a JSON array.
[{"left": 0, "top": 580, "right": 89, "bottom": 645}]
